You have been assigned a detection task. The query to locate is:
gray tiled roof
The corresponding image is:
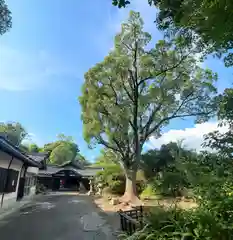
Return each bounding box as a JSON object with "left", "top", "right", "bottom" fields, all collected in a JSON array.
[
  {"left": 38, "top": 166, "right": 103, "bottom": 177},
  {"left": 39, "top": 165, "right": 61, "bottom": 176},
  {"left": 28, "top": 152, "right": 48, "bottom": 162},
  {"left": 74, "top": 168, "right": 103, "bottom": 177}
]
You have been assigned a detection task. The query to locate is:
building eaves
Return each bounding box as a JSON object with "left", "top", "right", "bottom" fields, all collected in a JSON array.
[{"left": 0, "top": 136, "right": 40, "bottom": 168}]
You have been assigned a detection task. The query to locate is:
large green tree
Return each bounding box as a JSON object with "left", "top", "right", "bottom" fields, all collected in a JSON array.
[
  {"left": 113, "top": 0, "right": 233, "bottom": 67},
  {"left": 49, "top": 143, "right": 75, "bottom": 165},
  {"left": 80, "top": 11, "right": 217, "bottom": 203},
  {"left": 0, "top": 122, "right": 28, "bottom": 145},
  {"left": 43, "top": 134, "right": 79, "bottom": 165},
  {"left": 0, "top": 0, "right": 12, "bottom": 35}
]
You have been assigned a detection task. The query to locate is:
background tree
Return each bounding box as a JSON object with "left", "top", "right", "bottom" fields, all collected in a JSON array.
[
  {"left": 75, "top": 152, "right": 90, "bottom": 166},
  {"left": 80, "top": 11, "right": 217, "bottom": 203},
  {"left": 28, "top": 143, "right": 40, "bottom": 153},
  {"left": 49, "top": 143, "right": 75, "bottom": 165},
  {"left": 141, "top": 142, "right": 181, "bottom": 179},
  {"left": 0, "top": 122, "right": 28, "bottom": 145},
  {"left": 20, "top": 143, "right": 41, "bottom": 153},
  {"left": 0, "top": 0, "right": 12, "bottom": 35},
  {"left": 43, "top": 134, "right": 79, "bottom": 165},
  {"left": 204, "top": 88, "right": 233, "bottom": 156},
  {"left": 154, "top": 0, "right": 233, "bottom": 67},
  {"left": 112, "top": 0, "right": 233, "bottom": 67},
  {"left": 93, "top": 149, "right": 120, "bottom": 166}
]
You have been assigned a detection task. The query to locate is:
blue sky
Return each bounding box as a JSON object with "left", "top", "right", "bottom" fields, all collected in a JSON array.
[{"left": 0, "top": 0, "right": 232, "bottom": 161}]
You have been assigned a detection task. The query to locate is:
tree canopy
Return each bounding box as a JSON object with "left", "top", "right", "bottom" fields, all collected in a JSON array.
[
  {"left": 112, "top": 0, "right": 233, "bottom": 67},
  {"left": 0, "top": 122, "right": 28, "bottom": 146},
  {"left": 75, "top": 152, "right": 90, "bottom": 166},
  {"left": 80, "top": 11, "right": 218, "bottom": 203},
  {"left": 20, "top": 143, "right": 41, "bottom": 153},
  {"left": 49, "top": 143, "right": 75, "bottom": 165},
  {"left": 155, "top": 0, "right": 233, "bottom": 67},
  {"left": 43, "top": 134, "right": 79, "bottom": 165},
  {"left": 204, "top": 87, "right": 233, "bottom": 157},
  {"left": 0, "top": 0, "right": 12, "bottom": 35}
]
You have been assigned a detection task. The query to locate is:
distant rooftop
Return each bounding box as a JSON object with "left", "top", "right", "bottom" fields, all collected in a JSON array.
[
  {"left": 27, "top": 152, "right": 48, "bottom": 163},
  {"left": 38, "top": 164, "right": 103, "bottom": 178}
]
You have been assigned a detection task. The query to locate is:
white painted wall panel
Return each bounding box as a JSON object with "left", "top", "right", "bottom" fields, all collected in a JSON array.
[
  {"left": 27, "top": 166, "right": 39, "bottom": 174},
  {"left": 0, "top": 150, "right": 23, "bottom": 209}
]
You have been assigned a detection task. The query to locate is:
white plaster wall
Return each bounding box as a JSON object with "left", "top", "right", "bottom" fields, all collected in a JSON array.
[
  {"left": 29, "top": 186, "right": 36, "bottom": 196},
  {"left": 0, "top": 151, "right": 23, "bottom": 170},
  {"left": 26, "top": 167, "right": 38, "bottom": 196},
  {"left": 0, "top": 151, "right": 23, "bottom": 209},
  {"left": 27, "top": 166, "right": 39, "bottom": 175}
]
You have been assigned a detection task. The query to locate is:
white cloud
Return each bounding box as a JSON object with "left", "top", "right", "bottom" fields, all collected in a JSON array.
[
  {"left": 148, "top": 121, "right": 229, "bottom": 152},
  {"left": 0, "top": 45, "right": 78, "bottom": 91}
]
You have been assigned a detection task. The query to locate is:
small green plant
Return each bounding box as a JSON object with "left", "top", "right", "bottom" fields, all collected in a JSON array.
[
  {"left": 36, "top": 183, "right": 47, "bottom": 194},
  {"left": 140, "top": 184, "right": 157, "bottom": 200},
  {"left": 123, "top": 152, "right": 233, "bottom": 239}
]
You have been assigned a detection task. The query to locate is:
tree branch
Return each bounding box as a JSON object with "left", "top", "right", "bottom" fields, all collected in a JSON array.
[
  {"left": 137, "top": 53, "right": 190, "bottom": 87},
  {"left": 121, "top": 41, "right": 133, "bottom": 52},
  {"left": 144, "top": 91, "right": 212, "bottom": 140},
  {"left": 97, "top": 135, "right": 119, "bottom": 153},
  {"left": 143, "top": 102, "right": 164, "bottom": 137},
  {"left": 121, "top": 76, "right": 134, "bottom": 102},
  {"left": 108, "top": 78, "right": 119, "bottom": 105},
  {"left": 141, "top": 74, "right": 167, "bottom": 137}
]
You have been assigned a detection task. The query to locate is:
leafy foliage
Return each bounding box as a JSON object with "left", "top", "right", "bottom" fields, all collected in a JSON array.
[
  {"left": 124, "top": 126, "right": 233, "bottom": 238},
  {"left": 95, "top": 163, "right": 125, "bottom": 195},
  {"left": 28, "top": 143, "right": 40, "bottom": 153},
  {"left": 0, "top": 122, "right": 28, "bottom": 145},
  {"left": 43, "top": 134, "right": 79, "bottom": 165},
  {"left": 152, "top": 0, "right": 233, "bottom": 67},
  {"left": 125, "top": 150, "right": 233, "bottom": 239},
  {"left": 75, "top": 152, "right": 90, "bottom": 166},
  {"left": 140, "top": 184, "right": 157, "bottom": 200},
  {"left": 80, "top": 11, "right": 217, "bottom": 200},
  {"left": 204, "top": 88, "right": 233, "bottom": 157},
  {"left": 141, "top": 142, "right": 182, "bottom": 179},
  {"left": 112, "top": 0, "right": 233, "bottom": 66},
  {"left": 93, "top": 149, "right": 120, "bottom": 166},
  {"left": 0, "top": 0, "right": 12, "bottom": 35}
]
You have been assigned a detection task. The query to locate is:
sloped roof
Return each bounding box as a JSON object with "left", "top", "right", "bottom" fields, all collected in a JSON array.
[
  {"left": 73, "top": 168, "right": 103, "bottom": 177},
  {"left": 38, "top": 165, "right": 103, "bottom": 177},
  {"left": 59, "top": 160, "right": 83, "bottom": 169},
  {"left": 39, "top": 165, "right": 60, "bottom": 176},
  {"left": 0, "top": 136, "right": 40, "bottom": 168},
  {"left": 28, "top": 152, "right": 48, "bottom": 162}
]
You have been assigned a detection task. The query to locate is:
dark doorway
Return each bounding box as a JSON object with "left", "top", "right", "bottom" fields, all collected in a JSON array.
[{"left": 52, "top": 170, "right": 81, "bottom": 191}]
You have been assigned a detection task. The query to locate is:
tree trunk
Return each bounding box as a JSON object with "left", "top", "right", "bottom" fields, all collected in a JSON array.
[{"left": 120, "top": 169, "right": 142, "bottom": 205}]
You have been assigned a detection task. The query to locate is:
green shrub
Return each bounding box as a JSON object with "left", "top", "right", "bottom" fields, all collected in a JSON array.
[
  {"left": 136, "top": 180, "right": 146, "bottom": 195},
  {"left": 124, "top": 153, "right": 233, "bottom": 239},
  {"left": 124, "top": 204, "right": 233, "bottom": 239},
  {"left": 94, "top": 163, "right": 125, "bottom": 195},
  {"left": 36, "top": 183, "right": 47, "bottom": 194},
  {"left": 140, "top": 184, "right": 157, "bottom": 200},
  {"left": 109, "top": 180, "right": 125, "bottom": 195}
]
